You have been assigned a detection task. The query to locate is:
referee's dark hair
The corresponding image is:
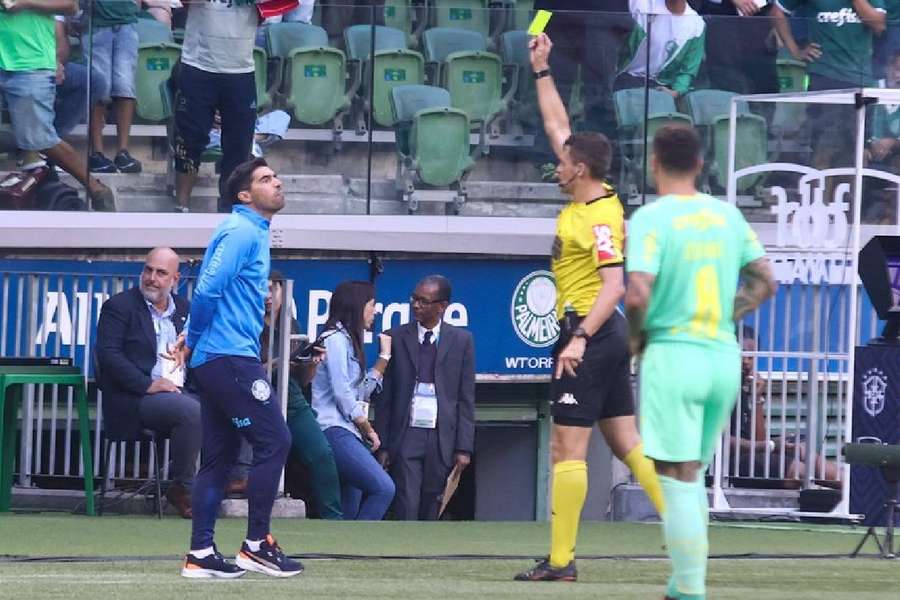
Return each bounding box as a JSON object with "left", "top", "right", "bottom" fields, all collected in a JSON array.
[
  {"left": 226, "top": 157, "right": 269, "bottom": 206},
  {"left": 652, "top": 124, "right": 702, "bottom": 175},
  {"left": 564, "top": 132, "right": 612, "bottom": 180},
  {"left": 418, "top": 274, "right": 452, "bottom": 302}
]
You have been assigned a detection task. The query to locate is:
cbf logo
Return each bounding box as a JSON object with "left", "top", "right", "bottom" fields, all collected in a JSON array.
[
  {"left": 511, "top": 271, "right": 559, "bottom": 348},
  {"left": 862, "top": 367, "right": 888, "bottom": 417}
]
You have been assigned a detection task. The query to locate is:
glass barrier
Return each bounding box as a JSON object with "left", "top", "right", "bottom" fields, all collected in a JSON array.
[{"left": 1, "top": 2, "right": 898, "bottom": 220}]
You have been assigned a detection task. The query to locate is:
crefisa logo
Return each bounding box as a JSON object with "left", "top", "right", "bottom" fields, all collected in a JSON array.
[{"left": 510, "top": 270, "right": 560, "bottom": 348}]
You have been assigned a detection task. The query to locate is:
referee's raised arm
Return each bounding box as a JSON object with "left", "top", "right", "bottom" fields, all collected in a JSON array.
[{"left": 529, "top": 33, "right": 571, "bottom": 160}]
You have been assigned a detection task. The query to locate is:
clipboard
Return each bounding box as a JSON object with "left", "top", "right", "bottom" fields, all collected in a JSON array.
[{"left": 438, "top": 464, "right": 464, "bottom": 517}]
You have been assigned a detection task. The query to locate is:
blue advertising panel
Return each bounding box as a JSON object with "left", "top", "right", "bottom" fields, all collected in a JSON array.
[{"left": 0, "top": 257, "right": 559, "bottom": 376}]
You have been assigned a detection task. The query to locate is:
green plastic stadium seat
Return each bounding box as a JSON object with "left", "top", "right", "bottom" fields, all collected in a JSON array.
[
  {"left": 507, "top": 0, "right": 534, "bottom": 31},
  {"left": 422, "top": 27, "right": 517, "bottom": 145},
  {"left": 265, "top": 22, "right": 357, "bottom": 130},
  {"left": 344, "top": 25, "right": 425, "bottom": 128},
  {"left": 134, "top": 43, "right": 181, "bottom": 123},
  {"left": 613, "top": 87, "right": 693, "bottom": 199},
  {"left": 499, "top": 30, "right": 535, "bottom": 131},
  {"left": 383, "top": 0, "right": 426, "bottom": 47},
  {"left": 253, "top": 46, "right": 274, "bottom": 112},
  {"left": 684, "top": 89, "right": 768, "bottom": 193},
  {"left": 390, "top": 84, "right": 475, "bottom": 211},
  {"left": 432, "top": 0, "right": 490, "bottom": 39},
  {"left": 134, "top": 18, "right": 173, "bottom": 44}
]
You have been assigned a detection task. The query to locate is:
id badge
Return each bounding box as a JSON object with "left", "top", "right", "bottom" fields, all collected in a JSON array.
[{"left": 410, "top": 382, "right": 438, "bottom": 429}]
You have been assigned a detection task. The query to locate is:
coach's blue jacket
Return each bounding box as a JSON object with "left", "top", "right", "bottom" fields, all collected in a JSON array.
[{"left": 187, "top": 204, "right": 270, "bottom": 368}]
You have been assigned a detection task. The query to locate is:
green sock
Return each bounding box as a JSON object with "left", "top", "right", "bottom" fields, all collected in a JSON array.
[{"left": 660, "top": 475, "right": 707, "bottom": 599}]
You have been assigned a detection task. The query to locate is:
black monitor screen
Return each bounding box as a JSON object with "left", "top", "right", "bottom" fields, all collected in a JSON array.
[{"left": 888, "top": 256, "right": 900, "bottom": 311}]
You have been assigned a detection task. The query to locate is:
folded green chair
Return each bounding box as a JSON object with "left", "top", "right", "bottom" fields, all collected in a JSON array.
[
  {"left": 683, "top": 89, "right": 768, "bottom": 194},
  {"left": 613, "top": 87, "right": 693, "bottom": 201},
  {"left": 422, "top": 27, "right": 517, "bottom": 150},
  {"left": 344, "top": 24, "right": 426, "bottom": 129},
  {"left": 431, "top": 0, "right": 504, "bottom": 48},
  {"left": 266, "top": 22, "right": 358, "bottom": 141},
  {"left": 390, "top": 84, "right": 475, "bottom": 213},
  {"left": 134, "top": 42, "right": 181, "bottom": 122}
]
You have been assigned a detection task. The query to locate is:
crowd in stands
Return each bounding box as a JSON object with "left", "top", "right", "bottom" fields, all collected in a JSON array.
[{"left": 1, "top": 0, "right": 900, "bottom": 212}]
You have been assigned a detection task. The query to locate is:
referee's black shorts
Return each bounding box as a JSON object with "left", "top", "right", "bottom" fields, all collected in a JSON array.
[{"left": 550, "top": 310, "right": 635, "bottom": 427}]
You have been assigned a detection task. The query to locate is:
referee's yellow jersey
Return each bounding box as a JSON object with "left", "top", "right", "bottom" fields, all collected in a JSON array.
[{"left": 551, "top": 185, "right": 626, "bottom": 318}]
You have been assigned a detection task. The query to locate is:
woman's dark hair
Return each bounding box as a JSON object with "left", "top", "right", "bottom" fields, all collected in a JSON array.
[{"left": 325, "top": 280, "right": 376, "bottom": 381}]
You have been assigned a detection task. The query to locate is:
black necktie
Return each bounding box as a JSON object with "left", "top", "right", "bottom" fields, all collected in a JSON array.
[{"left": 418, "top": 330, "right": 437, "bottom": 384}]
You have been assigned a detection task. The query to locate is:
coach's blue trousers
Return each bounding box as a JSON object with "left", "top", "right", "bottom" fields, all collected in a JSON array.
[{"left": 190, "top": 356, "right": 291, "bottom": 550}]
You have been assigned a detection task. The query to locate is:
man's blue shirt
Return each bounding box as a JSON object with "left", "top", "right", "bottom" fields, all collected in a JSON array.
[{"left": 187, "top": 205, "right": 270, "bottom": 368}]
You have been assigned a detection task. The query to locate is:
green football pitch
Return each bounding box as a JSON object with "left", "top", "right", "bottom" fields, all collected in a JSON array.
[{"left": 0, "top": 515, "right": 896, "bottom": 599}]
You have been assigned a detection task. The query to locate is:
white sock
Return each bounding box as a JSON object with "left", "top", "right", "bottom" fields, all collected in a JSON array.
[
  {"left": 245, "top": 539, "right": 263, "bottom": 552},
  {"left": 189, "top": 546, "right": 214, "bottom": 559}
]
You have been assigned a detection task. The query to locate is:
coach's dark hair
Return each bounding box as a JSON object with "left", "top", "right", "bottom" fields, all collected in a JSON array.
[
  {"left": 652, "top": 124, "right": 702, "bottom": 175},
  {"left": 325, "top": 280, "right": 376, "bottom": 383},
  {"left": 226, "top": 157, "right": 269, "bottom": 206},
  {"left": 563, "top": 132, "right": 611, "bottom": 180},
  {"left": 417, "top": 274, "right": 452, "bottom": 302}
]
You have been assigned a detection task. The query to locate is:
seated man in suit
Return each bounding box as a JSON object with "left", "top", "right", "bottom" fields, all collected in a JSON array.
[
  {"left": 96, "top": 247, "right": 200, "bottom": 518},
  {"left": 376, "top": 275, "right": 476, "bottom": 520}
]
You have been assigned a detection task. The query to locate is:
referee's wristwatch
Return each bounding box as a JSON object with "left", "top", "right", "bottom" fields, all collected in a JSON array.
[
  {"left": 572, "top": 327, "right": 590, "bottom": 341},
  {"left": 533, "top": 68, "right": 551, "bottom": 80}
]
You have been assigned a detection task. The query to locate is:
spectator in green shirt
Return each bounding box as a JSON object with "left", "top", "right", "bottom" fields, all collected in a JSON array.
[{"left": 0, "top": 0, "right": 115, "bottom": 210}]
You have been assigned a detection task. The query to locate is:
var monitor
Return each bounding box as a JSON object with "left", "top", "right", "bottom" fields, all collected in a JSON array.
[{"left": 859, "top": 235, "right": 900, "bottom": 342}]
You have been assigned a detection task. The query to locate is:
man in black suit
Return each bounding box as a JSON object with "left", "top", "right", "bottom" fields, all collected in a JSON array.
[
  {"left": 376, "top": 275, "right": 476, "bottom": 520},
  {"left": 96, "top": 247, "right": 199, "bottom": 518}
]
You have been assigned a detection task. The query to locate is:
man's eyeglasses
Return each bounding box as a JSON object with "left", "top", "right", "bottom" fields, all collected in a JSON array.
[{"left": 410, "top": 294, "right": 447, "bottom": 306}]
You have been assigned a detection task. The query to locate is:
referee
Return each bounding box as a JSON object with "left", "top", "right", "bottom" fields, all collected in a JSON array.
[
  {"left": 175, "top": 158, "right": 302, "bottom": 579},
  {"left": 514, "top": 34, "right": 665, "bottom": 583}
]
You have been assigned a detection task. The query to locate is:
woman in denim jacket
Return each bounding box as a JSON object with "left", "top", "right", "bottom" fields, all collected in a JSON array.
[{"left": 312, "top": 280, "right": 395, "bottom": 520}]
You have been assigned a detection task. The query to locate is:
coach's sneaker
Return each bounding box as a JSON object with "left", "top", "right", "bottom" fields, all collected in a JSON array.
[
  {"left": 236, "top": 534, "right": 304, "bottom": 577},
  {"left": 181, "top": 546, "right": 246, "bottom": 579},
  {"left": 513, "top": 557, "right": 577, "bottom": 582}
]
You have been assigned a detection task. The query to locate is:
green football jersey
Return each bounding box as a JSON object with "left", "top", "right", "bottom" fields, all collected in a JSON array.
[
  {"left": 626, "top": 194, "right": 765, "bottom": 348},
  {"left": 777, "top": 0, "right": 886, "bottom": 85}
]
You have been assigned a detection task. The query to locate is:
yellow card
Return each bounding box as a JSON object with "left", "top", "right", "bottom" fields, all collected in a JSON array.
[{"left": 527, "top": 9, "right": 553, "bottom": 36}]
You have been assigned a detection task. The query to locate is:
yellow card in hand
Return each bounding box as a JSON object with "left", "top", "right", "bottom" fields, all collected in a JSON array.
[{"left": 527, "top": 9, "right": 553, "bottom": 36}]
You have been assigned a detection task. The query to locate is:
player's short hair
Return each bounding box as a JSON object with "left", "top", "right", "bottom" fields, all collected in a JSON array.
[
  {"left": 269, "top": 269, "right": 284, "bottom": 284},
  {"left": 652, "top": 124, "right": 702, "bottom": 175},
  {"left": 226, "top": 157, "right": 269, "bottom": 206},
  {"left": 564, "top": 132, "right": 612, "bottom": 180}
]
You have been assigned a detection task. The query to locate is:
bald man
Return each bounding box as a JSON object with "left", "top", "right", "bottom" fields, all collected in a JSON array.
[{"left": 96, "top": 247, "right": 200, "bottom": 518}]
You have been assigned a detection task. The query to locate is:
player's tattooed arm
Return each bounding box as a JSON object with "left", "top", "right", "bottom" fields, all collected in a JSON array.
[
  {"left": 624, "top": 271, "right": 655, "bottom": 357},
  {"left": 734, "top": 258, "right": 778, "bottom": 322}
]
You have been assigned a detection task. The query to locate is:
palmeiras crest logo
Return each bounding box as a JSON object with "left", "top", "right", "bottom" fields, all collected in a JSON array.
[
  {"left": 251, "top": 379, "right": 272, "bottom": 403},
  {"left": 510, "top": 270, "right": 560, "bottom": 348},
  {"left": 862, "top": 368, "right": 887, "bottom": 417}
]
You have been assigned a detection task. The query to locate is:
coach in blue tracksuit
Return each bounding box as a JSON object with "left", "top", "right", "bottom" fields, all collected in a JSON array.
[{"left": 177, "top": 158, "right": 302, "bottom": 580}]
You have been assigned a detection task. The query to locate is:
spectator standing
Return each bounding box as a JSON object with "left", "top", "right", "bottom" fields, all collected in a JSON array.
[
  {"left": 172, "top": 0, "right": 258, "bottom": 213},
  {"left": 311, "top": 281, "right": 395, "bottom": 521},
  {"left": 53, "top": 15, "right": 93, "bottom": 139},
  {"left": 699, "top": 0, "right": 780, "bottom": 97},
  {"left": 88, "top": 0, "right": 142, "bottom": 173},
  {"left": 0, "top": 0, "right": 115, "bottom": 209},
  {"left": 96, "top": 247, "right": 199, "bottom": 519},
  {"left": 375, "top": 275, "right": 476, "bottom": 521},
  {"left": 615, "top": 0, "right": 706, "bottom": 99}
]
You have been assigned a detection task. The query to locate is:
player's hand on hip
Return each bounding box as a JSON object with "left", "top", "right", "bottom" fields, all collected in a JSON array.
[{"left": 555, "top": 338, "right": 585, "bottom": 379}]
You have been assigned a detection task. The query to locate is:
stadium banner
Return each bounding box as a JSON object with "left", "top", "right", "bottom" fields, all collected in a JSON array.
[
  {"left": 0, "top": 257, "right": 559, "bottom": 376},
  {"left": 0, "top": 257, "right": 886, "bottom": 376}
]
